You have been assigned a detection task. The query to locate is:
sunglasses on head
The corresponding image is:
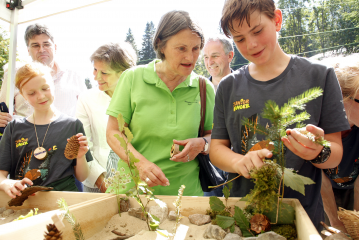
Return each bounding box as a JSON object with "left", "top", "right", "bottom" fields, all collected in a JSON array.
[{"left": 350, "top": 97, "right": 359, "bottom": 103}]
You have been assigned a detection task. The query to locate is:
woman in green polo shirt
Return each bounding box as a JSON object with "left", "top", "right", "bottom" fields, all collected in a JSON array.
[{"left": 106, "top": 10, "right": 215, "bottom": 196}]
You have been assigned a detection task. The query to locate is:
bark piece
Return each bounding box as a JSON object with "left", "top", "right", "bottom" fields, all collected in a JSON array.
[{"left": 8, "top": 186, "right": 53, "bottom": 207}]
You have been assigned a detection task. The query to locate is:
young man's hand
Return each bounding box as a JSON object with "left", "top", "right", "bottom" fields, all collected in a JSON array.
[
  {"left": 282, "top": 124, "right": 324, "bottom": 160},
  {"left": 232, "top": 149, "right": 272, "bottom": 178}
]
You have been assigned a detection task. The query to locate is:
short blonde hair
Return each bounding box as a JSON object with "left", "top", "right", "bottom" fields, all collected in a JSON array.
[
  {"left": 15, "top": 62, "right": 52, "bottom": 92},
  {"left": 322, "top": 54, "right": 359, "bottom": 101}
]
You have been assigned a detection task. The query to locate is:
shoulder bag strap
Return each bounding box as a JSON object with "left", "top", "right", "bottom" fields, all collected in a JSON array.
[{"left": 198, "top": 76, "right": 207, "bottom": 138}]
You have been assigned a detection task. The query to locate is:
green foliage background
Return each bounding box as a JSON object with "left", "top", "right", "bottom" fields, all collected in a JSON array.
[{"left": 0, "top": 26, "right": 10, "bottom": 90}]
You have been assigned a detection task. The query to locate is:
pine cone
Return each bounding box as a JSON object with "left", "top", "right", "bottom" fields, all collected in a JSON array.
[
  {"left": 250, "top": 213, "right": 271, "bottom": 234},
  {"left": 44, "top": 223, "right": 63, "bottom": 240},
  {"left": 64, "top": 135, "right": 80, "bottom": 160}
]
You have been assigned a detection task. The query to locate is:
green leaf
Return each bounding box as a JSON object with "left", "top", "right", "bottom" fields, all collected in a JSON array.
[
  {"left": 283, "top": 168, "right": 305, "bottom": 195},
  {"left": 230, "top": 224, "right": 235, "bottom": 233},
  {"left": 216, "top": 215, "right": 235, "bottom": 229},
  {"left": 298, "top": 174, "right": 315, "bottom": 185},
  {"left": 117, "top": 113, "right": 126, "bottom": 132},
  {"left": 233, "top": 206, "right": 253, "bottom": 237},
  {"left": 114, "top": 134, "right": 127, "bottom": 152},
  {"left": 223, "top": 185, "right": 230, "bottom": 199},
  {"left": 264, "top": 201, "right": 295, "bottom": 224},
  {"left": 148, "top": 213, "right": 160, "bottom": 231},
  {"left": 129, "top": 152, "right": 140, "bottom": 163},
  {"left": 124, "top": 127, "right": 133, "bottom": 143},
  {"left": 209, "top": 196, "right": 226, "bottom": 212}
]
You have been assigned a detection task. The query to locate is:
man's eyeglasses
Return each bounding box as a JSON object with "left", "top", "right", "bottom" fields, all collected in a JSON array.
[
  {"left": 349, "top": 97, "right": 359, "bottom": 103},
  {"left": 29, "top": 43, "right": 53, "bottom": 50}
]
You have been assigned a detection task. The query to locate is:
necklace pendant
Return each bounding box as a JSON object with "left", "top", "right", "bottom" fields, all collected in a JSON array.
[{"left": 34, "top": 147, "right": 48, "bottom": 160}]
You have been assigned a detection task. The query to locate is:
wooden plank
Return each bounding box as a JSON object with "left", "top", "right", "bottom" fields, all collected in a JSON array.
[{"left": 0, "top": 191, "right": 109, "bottom": 211}]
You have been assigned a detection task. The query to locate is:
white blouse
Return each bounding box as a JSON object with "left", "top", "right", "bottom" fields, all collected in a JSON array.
[{"left": 76, "top": 88, "right": 112, "bottom": 188}]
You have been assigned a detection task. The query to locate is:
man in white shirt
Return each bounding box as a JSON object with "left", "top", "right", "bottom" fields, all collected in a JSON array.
[
  {"left": 202, "top": 35, "right": 234, "bottom": 197},
  {"left": 203, "top": 35, "right": 234, "bottom": 91},
  {"left": 0, "top": 24, "right": 88, "bottom": 124},
  {"left": 0, "top": 24, "right": 89, "bottom": 191}
]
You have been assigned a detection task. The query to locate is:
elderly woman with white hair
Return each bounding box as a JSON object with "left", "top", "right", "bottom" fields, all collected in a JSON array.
[{"left": 77, "top": 42, "right": 137, "bottom": 193}]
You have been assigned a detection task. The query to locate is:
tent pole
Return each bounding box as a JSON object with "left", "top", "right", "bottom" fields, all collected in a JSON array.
[{"left": 6, "top": 8, "right": 19, "bottom": 116}]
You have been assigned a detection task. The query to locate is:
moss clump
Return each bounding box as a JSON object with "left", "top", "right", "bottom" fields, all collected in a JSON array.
[
  {"left": 246, "top": 161, "right": 280, "bottom": 214},
  {"left": 206, "top": 208, "right": 232, "bottom": 225},
  {"left": 271, "top": 224, "right": 297, "bottom": 240}
]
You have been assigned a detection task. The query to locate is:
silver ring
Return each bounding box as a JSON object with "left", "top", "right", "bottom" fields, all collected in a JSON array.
[
  {"left": 187, "top": 154, "right": 190, "bottom": 162},
  {"left": 145, "top": 177, "right": 150, "bottom": 183}
]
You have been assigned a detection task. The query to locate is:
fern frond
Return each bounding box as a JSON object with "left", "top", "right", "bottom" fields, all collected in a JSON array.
[
  {"left": 261, "top": 100, "right": 281, "bottom": 122},
  {"left": 57, "top": 198, "right": 85, "bottom": 240},
  {"left": 281, "top": 112, "right": 311, "bottom": 129}
]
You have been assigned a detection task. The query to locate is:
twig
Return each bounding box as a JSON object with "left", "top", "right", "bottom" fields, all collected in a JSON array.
[
  {"left": 320, "top": 221, "right": 341, "bottom": 234},
  {"left": 208, "top": 174, "right": 241, "bottom": 189}
]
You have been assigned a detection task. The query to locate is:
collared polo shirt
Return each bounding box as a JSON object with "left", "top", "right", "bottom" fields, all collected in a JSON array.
[{"left": 107, "top": 60, "right": 215, "bottom": 196}]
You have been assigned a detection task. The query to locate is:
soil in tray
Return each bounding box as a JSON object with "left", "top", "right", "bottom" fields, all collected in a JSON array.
[
  {"left": 0, "top": 207, "right": 44, "bottom": 225},
  {"left": 88, "top": 212, "right": 209, "bottom": 240}
]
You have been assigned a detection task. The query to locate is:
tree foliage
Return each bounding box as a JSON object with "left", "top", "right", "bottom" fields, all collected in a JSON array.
[
  {"left": 138, "top": 21, "right": 156, "bottom": 65},
  {"left": 125, "top": 28, "right": 138, "bottom": 58},
  {"left": 193, "top": 54, "right": 210, "bottom": 78},
  {"left": 0, "top": 26, "right": 10, "bottom": 84},
  {"left": 277, "top": 0, "right": 359, "bottom": 58}
]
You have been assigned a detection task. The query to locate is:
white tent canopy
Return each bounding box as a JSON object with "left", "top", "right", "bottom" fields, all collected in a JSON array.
[{"left": 0, "top": 0, "right": 110, "bottom": 114}]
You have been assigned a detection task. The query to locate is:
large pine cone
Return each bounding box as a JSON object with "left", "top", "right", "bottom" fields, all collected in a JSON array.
[
  {"left": 64, "top": 135, "right": 80, "bottom": 160},
  {"left": 250, "top": 213, "right": 271, "bottom": 234},
  {"left": 44, "top": 223, "right": 62, "bottom": 240}
]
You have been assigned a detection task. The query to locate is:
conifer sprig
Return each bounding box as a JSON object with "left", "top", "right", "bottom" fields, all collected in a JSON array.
[{"left": 57, "top": 198, "right": 85, "bottom": 240}]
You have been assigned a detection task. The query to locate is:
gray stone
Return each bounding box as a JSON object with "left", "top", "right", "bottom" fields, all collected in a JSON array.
[
  {"left": 128, "top": 207, "right": 146, "bottom": 221},
  {"left": 242, "top": 237, "right": 257, "bottom": 240},
  {"left": 2, "top": 209, "right": 14, "bottom": 217},
  {"left": 120, "top": 198, "right": 130, "bottom": 212},
  {"left": 148, "top": 204, "right": 168, "bottom": 223},
  {"left": 168, "top": 210, "right": 177, "bottom": 221},
  {"left": 224, "top": 233, "right": 242, "bottom": 240},
  {"left": 0, "top": 207, "right": 7, "bottom": 214},
  {"left": 257, "top": 231, "right": 286, "bottom": 240},
  {"left": 324, "top": 233, "right": 351, "bottom": 240},
  {"left": 226, "top": 225, "right": 242, "bottom": 237},
  {"left": 189, "top": 213, "right": 212, "bottom": 226},
  {"left": 203, "top": 224, "right": 227, "bottom": 240}
]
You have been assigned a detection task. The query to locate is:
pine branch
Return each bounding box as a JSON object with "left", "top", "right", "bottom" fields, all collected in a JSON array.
[{"left": 57, "top": 198, "right": 85, "bottom": 240}]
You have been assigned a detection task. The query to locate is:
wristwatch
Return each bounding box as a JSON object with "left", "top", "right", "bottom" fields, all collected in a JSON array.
[
  {"left": 309, "top": 146, "right": 331, "bottom": 164},
  {"left": 202, "top": 138, "right": 209, "bottom": 154}
]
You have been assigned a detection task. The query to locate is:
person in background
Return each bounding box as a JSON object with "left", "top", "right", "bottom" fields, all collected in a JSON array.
[
  {"left": 202, "top": 35, "right": 234, "bottom": 197},
  {"left": 77, "top": 42, "right": 137, "bottom": 193},
  {"left": 0, "top": 62, "right": 91, "bottom": 198},
  {"left": 203, "top": 35, "right": 234, "bottom": 91},
  {"left": 106, "top": 10, "right": 215, "bottom": 196},
  {"left": 210, "top": 0, "right": 349, "bottom": 231},
  {"left": 321, "top": 54, "right": 359, "bottom": 232},
  {"left": 0, "top": 23, "right": 89, "bottom": 191}
]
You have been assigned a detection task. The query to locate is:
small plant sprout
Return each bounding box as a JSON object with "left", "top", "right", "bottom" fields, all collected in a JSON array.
[
  {"left": 109, "top": 113, "right": 164, "bottom": 231},
  {"left": 208, "top": 87, "right": 330, "bottom": 236},
  {"left": 57, "top": 198, "right": 84, "bottom": 240},
  {"left": 169, "top": 185, "right": 186, "bottom": 240},
  {"left": 104, "top": 167, "right": 131, "bottom": 215}
]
